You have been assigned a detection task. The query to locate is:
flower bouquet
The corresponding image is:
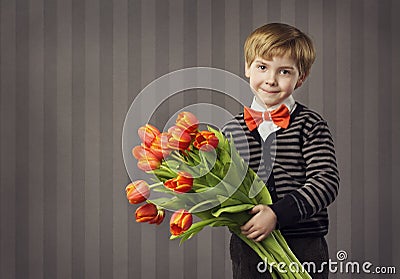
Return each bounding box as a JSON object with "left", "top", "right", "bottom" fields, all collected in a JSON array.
[{"left": 125, "top": 111, "right": 310, "bottom": 279}]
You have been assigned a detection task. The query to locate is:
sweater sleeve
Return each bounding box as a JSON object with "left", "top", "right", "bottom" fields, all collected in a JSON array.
[{"left": 270, "top": 120, "right": 340, "bottom": 228}]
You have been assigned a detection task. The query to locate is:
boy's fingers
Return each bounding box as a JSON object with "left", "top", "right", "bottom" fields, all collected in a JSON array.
[
  {"left": 245, "top": 230, "right": 260, "bottom": 240},
  {"left": 242, "top": 221, "right": 262, "bottom": 235},
  {"left": 250, "top": 204, "right": 262, "bottom": 214},
  {"left": 240, "top": 222, "right": 253, "bottom": 233},
  {"left": 255, "top": 234, "right": 267, "bottom": 242}
]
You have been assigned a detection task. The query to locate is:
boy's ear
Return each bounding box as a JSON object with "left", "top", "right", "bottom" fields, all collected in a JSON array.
[
  {"left": 244, "top": 62, "right": 250, "bottom": 78},
  {"left": 295, "top": 74, "right": 307, "bottom": 89}
]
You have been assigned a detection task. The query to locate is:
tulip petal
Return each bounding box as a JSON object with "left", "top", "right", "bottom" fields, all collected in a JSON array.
[
  {"left": 176, "top": 111, "right": 199, "bottom": 136},
  {"left": 170, "top": 209, "right": 193, "bottom": 236},
  {"left": 126, "top": 180, "right": 150, "bottom": 204},
  {"left": 164, "top": 171, "right": 193, "bottom": 193},
  {"left": 193, "top": 131, "right": 219, "bottom": 151},
  {"left": 135, "top": 203, "right": 165, "bottom": 225},
  {"left": 138, "top": 124, "right": 160, "bottom": 147}
]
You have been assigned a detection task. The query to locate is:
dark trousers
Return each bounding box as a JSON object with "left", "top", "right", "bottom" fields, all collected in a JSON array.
[{"left": 230, "top": 233, "right": 329, "bottom": 279}]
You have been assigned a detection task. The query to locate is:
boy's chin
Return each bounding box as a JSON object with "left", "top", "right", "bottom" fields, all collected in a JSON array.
[
  {"left": 255, "top": 92, "right": 293, "bottom": 108},
  {"left": 254, "top": 96, "right": 267, "bottom": 106},
  {"left": 255, "top": 96, "right": 280, "bottom": 108}
]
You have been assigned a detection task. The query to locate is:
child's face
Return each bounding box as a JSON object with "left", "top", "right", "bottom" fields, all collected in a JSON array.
[{"left": 245, "top": 55, "right": 304, "bottom": 108}]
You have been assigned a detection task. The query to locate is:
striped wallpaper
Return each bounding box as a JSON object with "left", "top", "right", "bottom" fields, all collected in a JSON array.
[{"left": 0, "top": 0, "right": 399, "bottom": 278}]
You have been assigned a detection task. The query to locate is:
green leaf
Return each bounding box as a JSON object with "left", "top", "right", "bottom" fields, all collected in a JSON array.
[
  {"left": 211, "top": 204, "right": 254, "bottom": 217},
  {"left": 172, "top": 163, "right": 198, "bottom": 176},
  {"left": 158, "top": 198, "right": 188, "bottom": 211},
  {"left": 147, "top": 169, "right": 175, "bottom": 181},
  {"left": 163, "top": 160, "right": 181, "bottom": 172},
  {"left": 218, "top": 148, "right": 231, "bottom": 165},
  {"left": 186, "top": 149, "right": 201, "bottom": 164},
  {"left": 189, "top": 199, "right": 217, "bottom": 213},
  {"left": 152, "top": 186, "right": 174, "bottom": 194},
  {"left": 208, "top": 127, "right": 230, "bottom": 151},
  {"left": 199, "top": 150, "right": 216, "bottom": 170},
  {"left": 148, "top": 197, "right": 173, "bottom": 206},
  {"left": 216, "top": 194, "right": 248, "bottom": 208},
  {"left": 217, "top": 182, "right": 254, "bottom": 205},
  {"left": 170, "top": 218, "right": 219, "bottom": 243},
  {"left": 209, "top": 219, "right": 235, "bottom": 227},
  {"left": 204, "top": 171, "right": 221, "bottom": 187}
]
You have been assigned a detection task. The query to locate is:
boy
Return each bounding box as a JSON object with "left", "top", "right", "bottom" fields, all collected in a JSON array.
[{"left": 222, "top": 23, "right": 339, "bottom": 278}]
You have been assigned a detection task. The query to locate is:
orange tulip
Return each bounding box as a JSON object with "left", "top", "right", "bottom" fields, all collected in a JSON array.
[
  {"left": 149, "top": 132, "right": 171, "bottom": 160},
  {"left": 193, "top": 131, "right": 219, "bottom": 151},
  {"left": 164, "top": 171, "right": 193, "bottom": 193},
  {"left": 170, "top": 209, "right": 193, "bottom": 236},
  {"left": 138, "top": 124, "right": 160, "bottom": 148},
  {"left": 168, "top": 126, "right": 192, "bottom": 151},
  {"left": 176, "top": 111, "right": 199, "bottom": 137},
  {"left": 132, "top": 145, "right": 161, "bottom": 171},
  {"left": 135, "top": 203, "right": 165, "bottom": 225},
  {"left": 125, "top": 180, "right": 150, "bottom": 204}
]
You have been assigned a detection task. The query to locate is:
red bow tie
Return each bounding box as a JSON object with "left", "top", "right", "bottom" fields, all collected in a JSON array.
[{"left": 244, "top": 104, "right": 290, "bottom": 131}]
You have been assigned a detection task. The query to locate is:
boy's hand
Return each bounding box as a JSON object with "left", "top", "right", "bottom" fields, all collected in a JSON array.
[{"left": 240, "top": 205, "right": 277, "bottom": 242}]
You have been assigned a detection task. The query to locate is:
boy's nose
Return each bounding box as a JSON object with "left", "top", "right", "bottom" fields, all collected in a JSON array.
[{"left": 265, "top": 74, "right": 277, "bottom": 86}]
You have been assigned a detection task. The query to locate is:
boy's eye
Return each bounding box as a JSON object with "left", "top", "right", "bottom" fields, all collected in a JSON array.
[
  {"left": 257, "top": 65, "right": 267, "bottom": 70},
  {"left": 279, "top": 69, "right": 290, "bottom": 75}
]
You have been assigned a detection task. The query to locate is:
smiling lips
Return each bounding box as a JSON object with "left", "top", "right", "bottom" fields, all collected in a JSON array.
[{"left": 260, "top": 88, "right": 280, "bottom": 94}]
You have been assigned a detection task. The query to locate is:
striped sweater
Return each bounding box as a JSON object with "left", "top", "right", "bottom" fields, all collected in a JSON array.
[{"left": 222, "top": 102, "right": 339, "bottom": 237}]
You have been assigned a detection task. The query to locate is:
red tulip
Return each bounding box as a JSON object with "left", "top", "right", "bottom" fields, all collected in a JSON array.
[
  {"left": 168, "top": 126, "right": 192, "bottom": 151},
  {"left": 125, "top": 180, "right": 150, "bottom": 204},
  {"left": 193, "top": 131, "right": 219, "bottom": 151},
  {"left": 132, "top": 145, "right": 161, "bottom": 171},
  {"left": 176, "top": 111, "right": 199, "bottom": 137},
  {"left": 135, "top": 203, "right": 165, "bottom": 225},
  {"left": 170, "top": 209, "right": 193, "bottom": 236},
  {"left": 164, "top": 171, "right": 193, "bottom": 193},
  {"left": 138, "top": 124, "right": 160, "bottom": 148}
]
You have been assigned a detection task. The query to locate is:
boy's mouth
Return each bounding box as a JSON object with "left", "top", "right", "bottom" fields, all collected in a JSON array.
[{"left": 260, "top": 88, "right": 280, "bottom": 94}]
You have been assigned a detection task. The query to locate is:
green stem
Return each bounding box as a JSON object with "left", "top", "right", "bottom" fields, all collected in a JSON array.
[
  {"left": 159, "top": 164, "right": 177, "bottom": 175},
  {"left": 189, "top": 199, "right": 215, "bottom": 213},
  {"left": 170, "top": 151, "right": 184, "bottom": 161},
  {"left": 149, "top": 181, "right": 165, "bottom": 189},
  {"left": 187, "top": 150, "right": 201, "bottom": 164},
  {"left": 192, "top": 182, "right": 209, "bottom": 189},
  {"left": 229, "top": 226, "right": 310, "bottom": 278},
  {"left": 229, "top": 227, "right": 279, "bottom": 273}
]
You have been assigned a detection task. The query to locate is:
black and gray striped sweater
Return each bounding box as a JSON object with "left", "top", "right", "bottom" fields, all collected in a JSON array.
[{"left": 222, "top": 102, "right": 339, "bottom": 237}]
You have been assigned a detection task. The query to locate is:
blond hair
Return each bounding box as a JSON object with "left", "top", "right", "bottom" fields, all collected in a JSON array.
[{"left": 244, "top": 23, "right": 315, "bottom": 77}]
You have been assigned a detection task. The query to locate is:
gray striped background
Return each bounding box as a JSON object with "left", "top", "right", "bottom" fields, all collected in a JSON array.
[{"left": 1, "top": 0, "right": 399, "bottom": 278}]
